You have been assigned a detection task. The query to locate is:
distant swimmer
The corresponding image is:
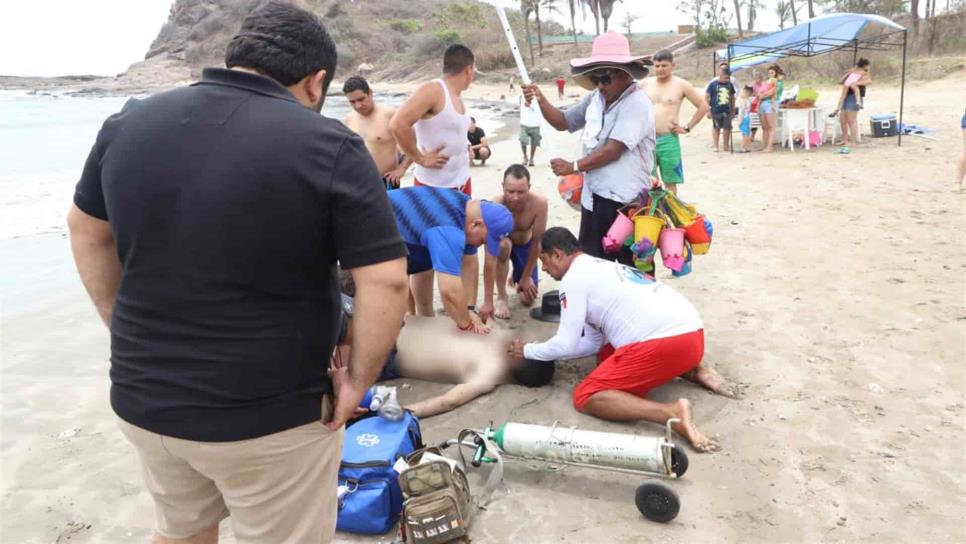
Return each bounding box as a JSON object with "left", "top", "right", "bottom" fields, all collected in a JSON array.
[{"left": 343, "top": 75, "right": 413, "bottom": 189}]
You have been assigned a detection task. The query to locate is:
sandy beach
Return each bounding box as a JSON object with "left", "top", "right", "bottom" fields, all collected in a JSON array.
[{"left": 1, "top": 71, "right": 964, "bottom": 543}]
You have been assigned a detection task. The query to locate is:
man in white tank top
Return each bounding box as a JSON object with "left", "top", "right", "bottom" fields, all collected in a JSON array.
[{"left": 391, "top": 44, "right": 481, "bottom": 310}]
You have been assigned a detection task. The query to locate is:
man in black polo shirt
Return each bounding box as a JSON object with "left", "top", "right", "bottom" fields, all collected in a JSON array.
[{"left": 66, "top": 3, "right": 408, "bottom": 543}]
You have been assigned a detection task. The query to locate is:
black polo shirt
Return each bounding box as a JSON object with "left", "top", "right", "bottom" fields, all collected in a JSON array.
[{"left": 73, "top": 68, "right": 407, "bottom": 442}]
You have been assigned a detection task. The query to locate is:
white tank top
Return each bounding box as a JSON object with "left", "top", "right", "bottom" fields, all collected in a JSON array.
[{"left": 413, "top": 79, "right": 472, "bottom": 188}]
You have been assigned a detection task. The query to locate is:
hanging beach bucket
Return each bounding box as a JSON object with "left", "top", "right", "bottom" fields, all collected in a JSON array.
[
  {"left": 632, "top": 190, "right": 667, "bottom": 247},
  {"left": 659, "top": 228, "right": 686, "bottom": 272},
  {"left": 684, "top": 214, "right": 712, "bottom": 255},
  {"left": 671, "top": 243, "right": 693, "bottom": 278},
  {"left": 602, "top": 212, "right": 634, "bottom": 253}
]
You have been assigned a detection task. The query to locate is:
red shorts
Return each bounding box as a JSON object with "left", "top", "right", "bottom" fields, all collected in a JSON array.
[
  {"left": 413, "top": 177, "right": 472, "bottom": 196},
  {"left": 573, "top": 329, "right": 704, "bottom": 411}
]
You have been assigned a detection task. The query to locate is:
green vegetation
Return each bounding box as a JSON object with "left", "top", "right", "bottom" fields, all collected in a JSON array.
[{"left": 389, "top": 18, "right": 421, "bottom": 35}]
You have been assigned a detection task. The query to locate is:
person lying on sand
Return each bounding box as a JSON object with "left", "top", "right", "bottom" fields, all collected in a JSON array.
[
  {"left": 333, "top": 274, "right": 554, "bottom": 418},
  {"left": 509, "top": 228, "right": 735, "bottom": 452}
]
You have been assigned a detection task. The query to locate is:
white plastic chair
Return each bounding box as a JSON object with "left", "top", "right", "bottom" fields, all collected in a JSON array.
[{"left": 782, "top": 109, "right": 811, "bottom": 151}]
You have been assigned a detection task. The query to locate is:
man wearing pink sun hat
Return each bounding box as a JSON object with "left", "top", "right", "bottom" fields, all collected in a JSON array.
[{"left": 523, "top": 31, "right": 656, "bottom": 267}]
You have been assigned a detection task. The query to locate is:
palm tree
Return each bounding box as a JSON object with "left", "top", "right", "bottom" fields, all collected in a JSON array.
[
  {"left": 532, "top": 0, "right": 545, "bottom": 57},
  {"left": 806, "top": 0, "right": 815, "bottom": 19},
  {"left": 790, "top": 0, "right": 798, "bottom": 25},
  {"left": 599, "top": 0, "right": 621, "bottom": 32},
  {"left": 520, "top": 1, "right": 536, "bottom": 65},
  {"left": 733, "top": 0, "right": 744, "bottom": 37},
  {"left": 567, "top": 0, "right": 580, "bottom": 52},
  {"left": 744, "top": 0, "right": 764, "bottom": 32},
  {"left": 582, "top": 0, "right": 601, "bottom": 35},
  {"left": 775, "top": 0, "right": 792, "bottom": 29}
]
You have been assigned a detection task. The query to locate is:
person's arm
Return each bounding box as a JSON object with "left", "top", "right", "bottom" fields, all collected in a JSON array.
[
  {"left": 389, "top": 82, "right": 448, "bottom": 168},
  {"left": 407, "top": 383, "right": 497, "bottom": 418},
  {"left": 679, "top": 80, "right": 710, "bottom": 132},
  {"left": 523, "top": 279, "right": 588, "bottom": 361},
  {"left": 479, "top": 239, "right": 510, "bottom": 322},
  {"left": 730, "top": 84, "right": 737, "bottom": 117},
  {"left": 550, "top": 139, "right": 626, "bottom": 177},
  {"left": 436, "top": 272, "right": 487, "bottom": 333},
  {"left": 705, "top": 84, "right": 714, "bottom": 119},
  {"left": 68, "top": 205, "right": 121, "bottom": 328},
  {"left": 327, "top": 134, "right": 410, "bottom": 430},
  {"left": 516, "top": 199, "right": 547, "bottom": 299},
  {"left": 523, "top": 84, "right": 572, "bottom": 131}
]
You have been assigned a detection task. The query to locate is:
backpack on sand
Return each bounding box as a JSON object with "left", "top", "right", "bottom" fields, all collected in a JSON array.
[
  {"left": 337, "top": 412, "right": 422, "bottom": 534},
  {"left": 397, "top": 446, "right": 472, "bottom": 544}
]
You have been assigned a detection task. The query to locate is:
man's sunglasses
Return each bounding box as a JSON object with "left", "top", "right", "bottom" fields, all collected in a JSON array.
[{"left": 588, "top": 71, "right": 613, "bottom": 86}]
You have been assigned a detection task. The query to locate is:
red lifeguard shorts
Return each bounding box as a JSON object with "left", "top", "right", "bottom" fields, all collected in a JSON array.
[
  {"left": 572, "top": 329, "right": 705, "bottom": 411},
  {"left": 413, "top": 177, "right": 472, "bottom": 196}
]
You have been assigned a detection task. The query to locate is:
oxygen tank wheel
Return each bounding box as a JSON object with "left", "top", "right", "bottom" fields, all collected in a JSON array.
[
  {"left": 635, "top": 481, "right": 680, "bottom": 523},
  {"left": 671, "top": 444, "right": 689, "bottom": 477}
]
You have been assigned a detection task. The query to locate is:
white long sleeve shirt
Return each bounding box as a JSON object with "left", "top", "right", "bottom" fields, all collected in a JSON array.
[{"left": 524, "top": 254, "right": 703, "bottom": 361}]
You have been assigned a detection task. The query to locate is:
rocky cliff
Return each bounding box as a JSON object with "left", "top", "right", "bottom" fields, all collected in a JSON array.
[{"left": 132, "top": 0, "right": 548, "bottom": 86}]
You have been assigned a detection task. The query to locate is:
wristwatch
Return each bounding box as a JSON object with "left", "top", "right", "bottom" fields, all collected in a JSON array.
[
  {"left": 683, "top": 124, "right": 691, "bottom": 133},
  {"left": 572, "top": 159, "right": 580, "bottom": 173}
]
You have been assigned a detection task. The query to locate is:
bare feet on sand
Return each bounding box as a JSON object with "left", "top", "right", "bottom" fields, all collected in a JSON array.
[
  {"left": 669, "top": 399, "right": 719, "bottom": 453},
  {"left": 494, "top": 297, "right": 511, "bottom": 319},
  {"left": 685, "top": 365, "right": 741, "bottom": 399}
]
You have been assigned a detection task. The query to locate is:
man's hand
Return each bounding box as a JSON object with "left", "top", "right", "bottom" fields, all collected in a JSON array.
[
  {"left": 384, "top": 166, "right": 406, "bottom": 188},
  {"left": 550, "top": 158, "right": 574, "bottom": 177},
  {"left": 669, "top": 120, "right": 687, "bottom": 135},
  {"left": 516, "top": 276, "right": 538, "bottom": 304},
  {"left": 478, "top": 300, "right": 494, "bottom": 323},
  {"left": 419, "top": 144, "right": 449, "bottom": 169},
  {"left": 522, "top": 84, "right": 544, "bottom": 105},
  {"left": 460, "top": 311, "right": 491, "bottom": 335},
  {"left": 326, "top": 367, "right": 369, "bottom": 430},
  {"left": 508, "top": 338, "right": 526, "bottom": 360}
]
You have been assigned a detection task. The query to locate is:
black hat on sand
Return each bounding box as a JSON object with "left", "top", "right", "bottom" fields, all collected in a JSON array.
[{"left": 530, "top": 290, "right": 561, "bottom": 323}]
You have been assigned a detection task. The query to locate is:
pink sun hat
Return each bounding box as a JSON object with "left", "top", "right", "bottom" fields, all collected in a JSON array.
[{"left": 570, "top": 31, "right": 652, "bottom": 89}]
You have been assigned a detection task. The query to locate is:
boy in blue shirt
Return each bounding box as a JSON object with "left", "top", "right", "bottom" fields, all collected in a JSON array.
[{"left": 705, "top": 66, "right": 737, "bottom": 152}]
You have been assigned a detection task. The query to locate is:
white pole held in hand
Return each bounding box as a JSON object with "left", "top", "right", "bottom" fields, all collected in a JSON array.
[{"left": 495, "top": 6, "right": 531, "bottom": 85}]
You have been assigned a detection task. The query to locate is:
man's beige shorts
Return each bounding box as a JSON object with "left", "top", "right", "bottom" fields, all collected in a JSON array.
[{"left": 118, "top": 399, "right": 343, "bottom": 543}]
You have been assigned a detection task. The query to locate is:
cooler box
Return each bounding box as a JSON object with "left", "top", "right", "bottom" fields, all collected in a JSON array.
[{"left": 870, "top": 113, "right": 898, "bottom": 137}]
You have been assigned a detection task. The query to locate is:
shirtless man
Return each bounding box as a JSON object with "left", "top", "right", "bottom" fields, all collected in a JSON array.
[
  {"left": 343, "top": 76, "right": 413, "bottom": 189},
  {"left": 390, "top": 44, "right": 479, "bottom": 308},
  {"left": 479, "top": 164, "right": 548, "bottom": 321},
  {"left": 334, "top": 275, "right": 554, "bottom": 418},
  {"left": 641, "top": 49, "right": 710, "bottom": 195}
]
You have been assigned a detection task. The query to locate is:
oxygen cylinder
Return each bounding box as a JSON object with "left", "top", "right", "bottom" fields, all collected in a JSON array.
[{"left": 490, "top": 422, "right": 668, "bottom": 474}]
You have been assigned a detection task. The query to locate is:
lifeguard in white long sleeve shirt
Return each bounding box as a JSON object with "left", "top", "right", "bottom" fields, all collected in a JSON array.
[{"left": 510, "top": 227, "right": 734, "bottom": 452}]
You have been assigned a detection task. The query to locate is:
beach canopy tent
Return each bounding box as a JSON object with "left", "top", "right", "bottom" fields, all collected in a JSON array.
[{"left": 715, "top": 14, "right": 908, "bottom": 145}]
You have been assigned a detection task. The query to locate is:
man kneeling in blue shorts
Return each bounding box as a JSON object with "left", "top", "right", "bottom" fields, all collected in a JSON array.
[{"left": 480, "top": 164, "right": 549, "bottom": 321}]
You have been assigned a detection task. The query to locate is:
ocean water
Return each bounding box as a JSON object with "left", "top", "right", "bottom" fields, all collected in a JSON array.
[{"left": 0, "top": 89, "right": 506, "bottom": 241}]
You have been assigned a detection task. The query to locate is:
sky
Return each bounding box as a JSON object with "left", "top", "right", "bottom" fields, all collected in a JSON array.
[
  {"left": 0, "top": 0, "right": 785, "bottom": 77},
  {"left": 0, "top": 0, "right": 173, "bottom": 77}
]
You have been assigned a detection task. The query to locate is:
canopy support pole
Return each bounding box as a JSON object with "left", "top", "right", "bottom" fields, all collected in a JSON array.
[{"left": 898, "top": 29, "right": 907, "bottom": 147}]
